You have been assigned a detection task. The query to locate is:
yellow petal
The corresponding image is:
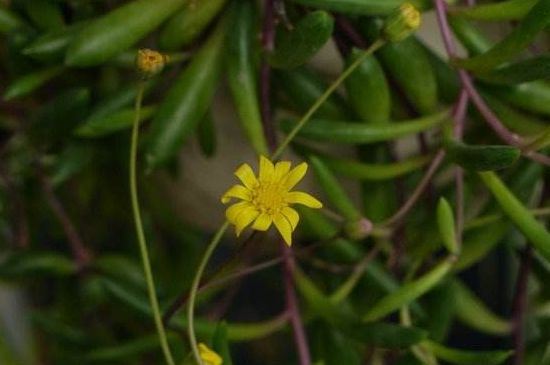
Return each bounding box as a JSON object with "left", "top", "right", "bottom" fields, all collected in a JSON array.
[
  {"left": 198, "top": 343, "right": 222, "bottom": 365},
  {"left": 251, "top": 213, "right": 273, "bottom": 231},
  {"left": 281, "top": 206, "right": 299, "bottom": 230},
  {"left": 273, "top": 161, "right": 291, "bottom": 181},
  {"left": 286, "top": 191, "right": 323, "bottom": 208},
  {"left": 234, "top": 206, "right": 260, "bottom": 236},
  {"left": 221, "top": 184, "right": 251, "bottom": 204},
  {"left": 274, "top": 213, "right": 293, "bottom": 246},
  {"left": 226, "top": 201, "right": 251, "bottom": 223},
  {"left": 235, "top": 163, "right": 258, "bottom": 189},
  {"left": 259, "top": 155, "right": 275, "bottom": 182},
  {"left": 284, "top": 162, "right": 307, "bottom": 189}
]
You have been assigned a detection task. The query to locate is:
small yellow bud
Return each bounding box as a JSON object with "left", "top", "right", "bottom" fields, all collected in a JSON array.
[
  {"left": 198, "top": 343, "right": 223, "bottom": 365},
  {"left": 136, "top": 49, "right": 168, "bottom": 78},
  {"left": 382, "top": 3, "right": 421, "bottom": 43}
]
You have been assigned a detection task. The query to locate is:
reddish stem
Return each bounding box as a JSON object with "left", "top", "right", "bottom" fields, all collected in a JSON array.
[
  {"left": 38, "top": 172, "right": 91, "bottom": 269},
  {"left": 384, "top": 150, "right": 446, "bottom": 226},
  {"left": 512, "top": 247, "right": 532, "bottom": 365},
  {"left": 281, "top": 241, "right": 311, "bottom": 365},
  {"left": 261, "top": 0, "right": 278, "bottom": 152},
  {"left": 453, "top": 89, "right": 469, "bottom": 246}
]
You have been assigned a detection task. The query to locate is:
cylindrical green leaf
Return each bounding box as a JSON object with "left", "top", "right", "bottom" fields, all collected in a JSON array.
[
  {"left": 65, "top": 0, "right": 185, "bottom": 66},
  {"left": 23, "top": 22, "right": 86, "bottom": 61},
  {"left": 75, "top": 105, "right": 156, "bottom": 138},
  {"left": 0, "top": 253, "right": 76, "bottom": 278},
  {"left": 449, "top": 16, "right": 491, "bottom": 56},
  {"left": 479, "top": 171, "right": 550, "bottom": 261},
  {"left": 344, "top": 49, "right": 390, "bottom": 124},
  {"left": 481, "top": 55, "right": 550, "bottom": 84},
  {"left": 280, "top": 110, "right": 449, "bottom": 144},
  {"left": 145, "top": 19, "right": 226, "bottom": 170},
  {"left": 437, "top": 198, "right": 458, "bottom": 254},
  {"left": 454, "top": 0, "right": 550, "bottom": 72},
  {"left": 320, "top": 153, "right": 431, "bottom": 181},
  {"left": 423, "top": 340, "right": 512, "bottom": 365},
  {"left": 3, "top": 66, "right": 64, "bottom": 100},
  {"left": 418, "top": 39, "right": 461, "bottom": 103},
  {"left": 376, "top": 37, "right": 438, "bottom": 115},
  {"left": 484, "top": 81, "right": 550, "bottom": 117},
  {"left": 450, "top": 0, "right": 538, "bottom": 21},
  {"left": 446, "top": 141, "right": 520, "bottom": 171},
  {"left": 0, "top": 6, "right": 24, "bottom": 34},
  {"left": 451, "top": 280, "right": 512, "bottom": 335},
  {"left": 362, "top": 258, "right": 453, "bottom": 321},
  {"left": 159, "top": 0, "right": 227, "bottom": 50},
  {"left": 308, "top": 154, "right": 361, "bottom": 221},
  {"left": 269, "top": 10, "right": 334, "bottom": 69},
  {"left": 481, "top": 91, "right": 547, "bottom": 135},
  {"left": 226, "top": 1, "right": 268, "bottom": 155}
]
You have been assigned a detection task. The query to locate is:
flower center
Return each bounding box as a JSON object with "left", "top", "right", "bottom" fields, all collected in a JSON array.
[{"left": 251, "top": 181, "right": 287, "bottom": 215}]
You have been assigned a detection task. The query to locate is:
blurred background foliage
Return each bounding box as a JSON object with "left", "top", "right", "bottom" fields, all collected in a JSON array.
[{"left": 0, "top": 0, "right": 549, "bottom": 364}]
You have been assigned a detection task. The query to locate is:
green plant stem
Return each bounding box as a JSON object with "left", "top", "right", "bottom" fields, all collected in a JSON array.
[
  {"left": 271, "top": 38, "right": 385, "bottom": 160},
  {"left": 188, "top": 221, "right": 230, "bottom": 365},
  {"left": 130, "top": 81, "right": 175, "bottom": 365}
]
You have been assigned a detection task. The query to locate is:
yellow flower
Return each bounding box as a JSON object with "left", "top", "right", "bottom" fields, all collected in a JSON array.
[
  {"left": 221, "top": 156, "right": 322, "bottom": 246},
  {"left": 198, "top": 343, "right": 222, "bottom": 365}
]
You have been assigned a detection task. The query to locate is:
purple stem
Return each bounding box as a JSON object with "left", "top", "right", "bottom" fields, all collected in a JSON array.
[
  {"left": 384, "top": 150, "right": 446, "bottom": 227},
  {"left": 281, "top": 241, "right": 311, "bottom": 365},
  {"left": 334, "top": 15, "right": 368, "bottom": 49},
  {"left": 453, "top": 90, "right": 469, "bottom": 245},
  {"left": 433, "top": 0, "right": 550, "bottom": 167},
  {"left": 512, "top": 247, "right": 532, "bottom": 365},
  {"left": 261, "top": 0, "right": 278, "bottom": 152},
  {"left": 39, "top": 172, "right": 91, "bottom": 269}
]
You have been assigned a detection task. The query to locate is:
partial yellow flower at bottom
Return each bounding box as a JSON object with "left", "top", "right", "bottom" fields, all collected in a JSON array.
[
  {"left": 198, "top": 343, "right": 222, "bottom": 365},
  {"left": 221, "top": 156, "right": 323, "bottom": 246}
]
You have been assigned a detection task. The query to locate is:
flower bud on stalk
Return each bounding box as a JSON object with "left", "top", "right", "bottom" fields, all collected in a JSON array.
[
  {"left": 136, "top": 48, "right": 168, "bottom": 78},
  {"left": 382, "top": 3, "right": 421, "bottom": 43},
  {"left": 344, "top": 217, "right": 373, "bottom": 241}
]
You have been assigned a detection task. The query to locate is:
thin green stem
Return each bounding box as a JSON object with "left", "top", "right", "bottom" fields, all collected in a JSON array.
[
  {"left": 188, "top": 221, "right": 230, "bottom": 365},
  {"left": 130, "top": 81, "right": 175, "bottom": 365},
  {"left": 271, "top": 38, "right": 385, "bottom": 160}
]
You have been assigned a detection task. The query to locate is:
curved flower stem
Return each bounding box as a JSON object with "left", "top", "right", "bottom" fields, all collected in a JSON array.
[
  {"left": 130, "top": 81, "right": 175, "bottom": 365},
  {"left": 271, "top": 38, "right": 386, "bottom": 160},
  {"left": 188, "top": 221, "right": 230, "bottom": 365}
]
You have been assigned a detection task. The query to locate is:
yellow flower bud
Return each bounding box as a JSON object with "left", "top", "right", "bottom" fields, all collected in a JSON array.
[
  {"left": 136, "top": 49, "right": 168, "bottom": 78},
  {"left": 382, "top": 3, "right": 421, "bottom": 43}
]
